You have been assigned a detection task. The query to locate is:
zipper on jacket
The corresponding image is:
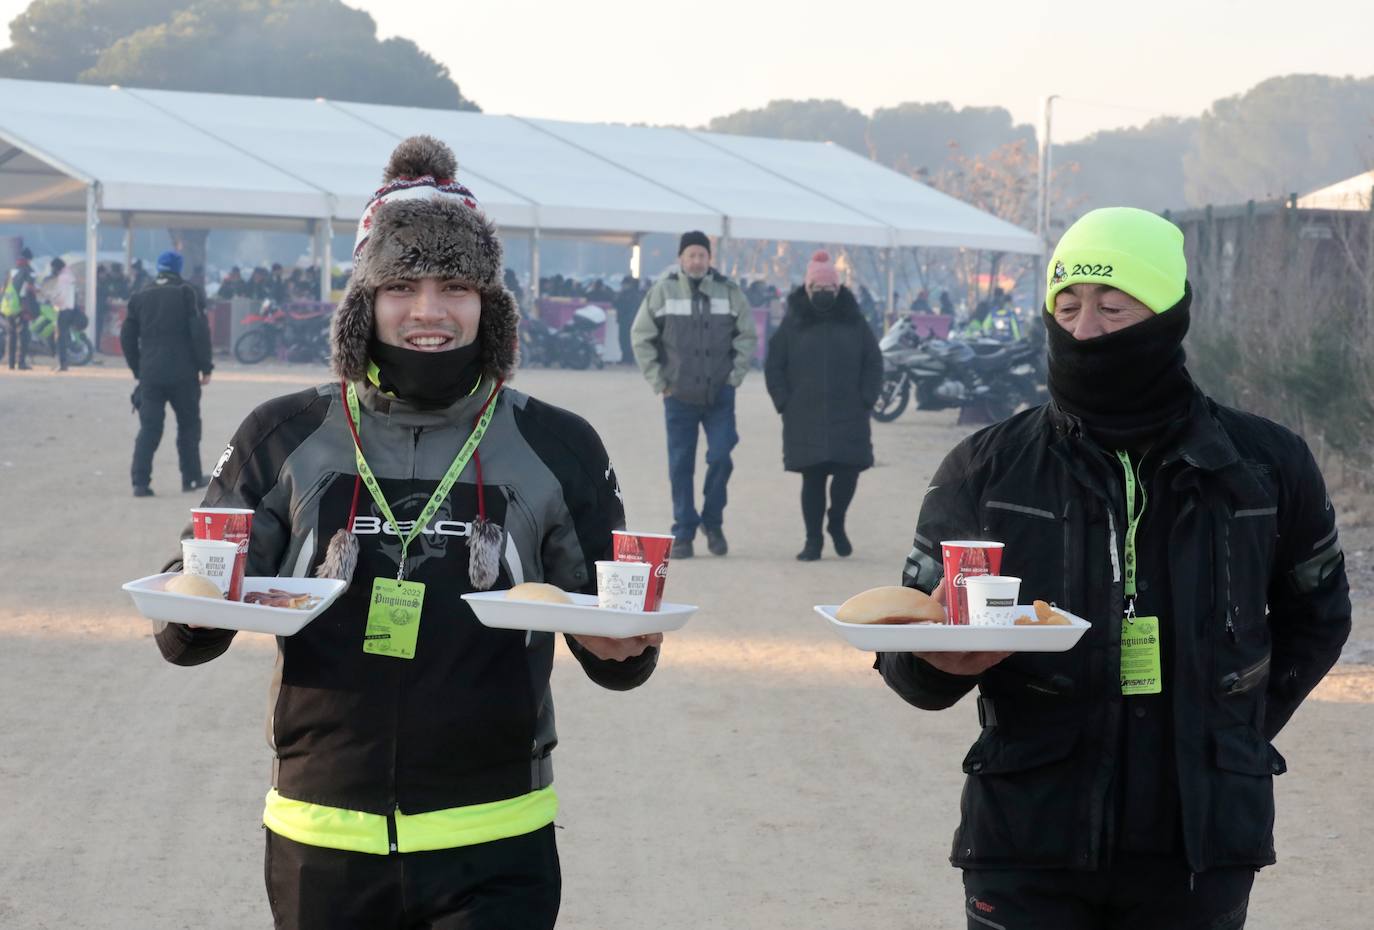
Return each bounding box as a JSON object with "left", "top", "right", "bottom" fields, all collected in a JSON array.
[
  {"left": 1225, "top": 614, "right": 1237, "bottom": 643},
  {"left": 387, "top": 808, "right": 399, "bottom": 854},
  {"left": 1220, "top": 654, "right": 1271, "bottom": 695}
]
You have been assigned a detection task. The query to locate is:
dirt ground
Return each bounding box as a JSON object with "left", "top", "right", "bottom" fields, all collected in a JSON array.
[{"left": 1, "top": 358, "right": 1371, "bottom": 930}]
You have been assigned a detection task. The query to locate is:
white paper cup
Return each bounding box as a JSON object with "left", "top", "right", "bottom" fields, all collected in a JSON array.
[
  {"left": 180, "top": 538, "right": 240, "bottom": 599},
  {"left": 595, "top": 560, "right": 652, "bottom": 612},
  {"left": 966, "top": 575, "right": 1022, "bottom": 627}
]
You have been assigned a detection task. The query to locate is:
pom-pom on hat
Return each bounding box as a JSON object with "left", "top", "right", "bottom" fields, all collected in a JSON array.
[
  {"left": 805, "top": 250, "right": 839, "bottom": 288},
  {"left": 1045, "top": 207, "right": 1187, "bottom": 314},
  {"left": 330, "top": 134, "right": 519, "bottom": 387}
]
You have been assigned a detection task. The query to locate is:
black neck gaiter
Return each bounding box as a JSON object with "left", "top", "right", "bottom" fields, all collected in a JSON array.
[
  {"left": 1046, "top": 288, "right": 1195, "bottom": 449},
  {"left": 369, "top": 338, "right": 483, "bottom": 409}
]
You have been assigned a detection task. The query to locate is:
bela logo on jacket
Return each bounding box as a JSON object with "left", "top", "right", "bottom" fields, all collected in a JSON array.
[{"left": 316, "top": 476, "right": 514, "bottom": 584}]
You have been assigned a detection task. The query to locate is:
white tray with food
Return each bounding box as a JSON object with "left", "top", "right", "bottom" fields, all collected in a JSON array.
[
  {"left": 816, "top": 586, "right": 1091, "bottom": 653},
  {"left": 463, "top": 583, "right": 695, "bottom": 638},
  {"left": 122, "top": 573, "right": 348, "bottom": 636}
]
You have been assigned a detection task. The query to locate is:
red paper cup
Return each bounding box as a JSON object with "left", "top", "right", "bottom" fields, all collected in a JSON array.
[
  {"left": 941, "top": 540, "right": 1005, "bottom": 625},
  {"left": 192, "top": 507, "right": 254, "bottom": 601},
  {"left": 612, "top": 530, "right": 673, "bottom": 611}
]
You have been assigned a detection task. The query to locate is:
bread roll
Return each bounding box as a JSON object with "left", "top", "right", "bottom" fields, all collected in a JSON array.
[
  {"left": 836, "top": 586, "right": 945, "bottom": 625},
  {"left": 505, "top": 582, "right": 573, "bottom": 605},
  {"left": 165, "top": 573, "right": 224, "bottom": 599}
]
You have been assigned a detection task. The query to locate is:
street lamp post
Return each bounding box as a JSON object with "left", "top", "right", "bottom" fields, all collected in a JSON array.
[{"left": 1034, "top": 94, "right": 1058, "bottom": 312}]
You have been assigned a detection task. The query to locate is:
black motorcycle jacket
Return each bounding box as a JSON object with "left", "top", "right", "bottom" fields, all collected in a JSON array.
[
  {"left": 156, "top": 381, "right": 657, "bottom": 816},
  {"left": 877, "top": 393, "right": 1349, "bottom": 872}
]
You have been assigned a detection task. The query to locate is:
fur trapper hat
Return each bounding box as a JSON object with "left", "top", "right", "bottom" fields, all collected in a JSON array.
[{"left": 330, "top": 134, "right": 519, "bottom": 384}]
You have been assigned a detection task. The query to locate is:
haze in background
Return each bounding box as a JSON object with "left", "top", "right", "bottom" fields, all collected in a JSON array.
[
  {"left": 0, "top": 0, "right": 1364, "bottom": 142},
  {"left": 359, "top": 0, "right": 1362, "bottom": 143}
]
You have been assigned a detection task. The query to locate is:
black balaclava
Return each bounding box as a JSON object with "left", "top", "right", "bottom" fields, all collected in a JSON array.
[
  {"left": 368, "top": 337, "right": 483, "bottom": 409},
  {"left": 810, "top": 289, "right": 836, "bottom": 312},
  {"left": 1045, "top": 284, "right": 1195, "bottom": 450}
]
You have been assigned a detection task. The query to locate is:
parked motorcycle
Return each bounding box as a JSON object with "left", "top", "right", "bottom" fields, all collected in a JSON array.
[
  {"left": 872, "top": 317, "right": 1043, "bottom": 423},
  {"left": 518, "top": 305, "right": 606, "bottom": 370},
  {"left": 234, "top": 300, "right": 332, "bottom": 365},
  {"left": 0, "top": 301, "right": 93, "bottom": 366}
]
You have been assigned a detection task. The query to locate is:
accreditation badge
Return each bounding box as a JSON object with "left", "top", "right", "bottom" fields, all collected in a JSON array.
[
  {"left": 364, "top": 577, "right": 425, "bottom": 659},
  {"left": 1120, "top": 615, "right": 1163, "bottom": 695}
]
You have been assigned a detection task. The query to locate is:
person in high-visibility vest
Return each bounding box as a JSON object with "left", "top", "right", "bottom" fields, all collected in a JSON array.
[
  {"left": 152, "top": 136, "right": 662, "bottom": 930},
  {"left": 981, "top": 303, "right": 1023, "bottom": 342},
  {"left": 3, "top": 246, "right": 38, "bottom": 370}
]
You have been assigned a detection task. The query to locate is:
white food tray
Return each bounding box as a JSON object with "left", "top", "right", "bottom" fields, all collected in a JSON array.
[
  {"left": 463, "top": 591, "right": 695, "bottom": 637},
  {"left": 815, "top": 604, "right": 1091, "bottom": 652},
  {"left": 122, "top": 573, "right": 347, "bottom": 636}
]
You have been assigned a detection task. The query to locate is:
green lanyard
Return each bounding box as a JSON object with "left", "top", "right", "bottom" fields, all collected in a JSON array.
[
  {"left": 345, "top": 381, "right": 500, "bottom": 581},
  {"left": 1114, "top": 449, "right": 1147, "bottom": 619}
]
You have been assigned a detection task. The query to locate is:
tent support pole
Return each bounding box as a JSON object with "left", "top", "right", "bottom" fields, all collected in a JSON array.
[
  {"left": 122, "top": 212, "right": 133, "bottom": 274},
  {"left": 885, "top": 246, "right": 896, "bottom": 332},
  {"left": 317, "top": 217, "right": 333, "bottom": 302},
  {"left": 85, "top": 183, "right": 99, "bottom": 343},
  {"left": 529, "top": 227, "right": 541, "bottom": 315}
]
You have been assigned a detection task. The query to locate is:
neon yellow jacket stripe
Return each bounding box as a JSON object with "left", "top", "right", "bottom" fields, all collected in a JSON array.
[{"left": 263, "top": 786, "right": 558, "bottom": 856}]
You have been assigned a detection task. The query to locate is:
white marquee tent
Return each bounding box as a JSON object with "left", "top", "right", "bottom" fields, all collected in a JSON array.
[
  {"left": 0, "top": 78, "right": 1040, "bottom": 322},
  {"left": 1297, "top": 170, "right": 1374, "bottom": 211}
]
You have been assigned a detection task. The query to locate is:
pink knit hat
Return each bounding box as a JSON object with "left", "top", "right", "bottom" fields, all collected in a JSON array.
[{"left": 805, "top": 250, "right": 839, "bottom": 288}]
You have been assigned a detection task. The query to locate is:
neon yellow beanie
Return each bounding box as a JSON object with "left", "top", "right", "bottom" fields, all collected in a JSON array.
[{"left": 1045, "top": 207, "right": 1187, "bottom": 314}]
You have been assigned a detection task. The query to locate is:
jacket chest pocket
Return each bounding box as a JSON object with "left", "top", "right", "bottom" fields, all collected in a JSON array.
[
  {"left": 1223, "top": 506, "right": 1278, "bottom": 630},
  {"left": 981, "top": 499, "right": 1067, "bottom": 606}
]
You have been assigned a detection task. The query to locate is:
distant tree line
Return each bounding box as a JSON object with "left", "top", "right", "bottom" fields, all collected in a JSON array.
[
  {"left": 0, "top": 0, "right": 478, "bottom": 110},
  {"left": 706, "top": 75, "right": 1374, "bottom": 216}
]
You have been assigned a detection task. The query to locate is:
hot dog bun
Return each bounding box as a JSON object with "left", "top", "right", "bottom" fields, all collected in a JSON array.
[
  {"left": 505, "top": 582, "right": 573, "bottom": 605},
  {"left": 165, "top": 573, "right": 223, "bottom": 599},
  {"left": 836, "top": 586, "right": 946, "bottom": 625}
]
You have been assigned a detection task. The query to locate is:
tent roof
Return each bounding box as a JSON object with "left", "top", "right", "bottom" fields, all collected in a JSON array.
[
  {"left": 1297, "top": 170, "right": 1374, "bottom": 211},
  {"left": 0, "top": 78, "right": 1040, "bottom": 253}
]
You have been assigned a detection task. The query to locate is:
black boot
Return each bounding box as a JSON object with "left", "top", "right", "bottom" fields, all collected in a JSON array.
[
  {"left": 828, "top": 521, "right": 853, "bottom": 557},
  {"left": 796, "top": 537, "right": 823, "bottom": 561}
]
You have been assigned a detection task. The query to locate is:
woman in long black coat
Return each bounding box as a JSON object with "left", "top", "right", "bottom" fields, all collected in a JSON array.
[{"left": 765, "top": 252, "right": 883, "bottom": 561}]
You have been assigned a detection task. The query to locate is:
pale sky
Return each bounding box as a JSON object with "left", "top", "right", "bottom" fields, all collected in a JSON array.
[{"left": 1, "top": 0, "right": 1369, "bottom": 142}]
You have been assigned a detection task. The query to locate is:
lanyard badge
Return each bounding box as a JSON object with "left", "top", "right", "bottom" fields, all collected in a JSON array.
[
  {"left": 1115, "top": 450, "right": 1162, "bottom": 696},
  {"left": 346, "top": 381, "right": 501, "bottom": 659}
]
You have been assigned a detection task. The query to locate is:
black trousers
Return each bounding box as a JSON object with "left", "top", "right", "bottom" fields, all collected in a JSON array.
[
  {"left": 962, "top": 857, "right": 1254, "bottom": 930},
  {"left": 130, "top": 379, "right": 202, "bottom": 488},
  {"left": 265, "top": 825, "right": 561, "bottom": 930},
  {"left": 55, "top": 308, "right": 74, "bottom": 368},
  {"left": 5, "top": 314, "right": 28, "bottom": 367},
  {"left": 800, "top": 464, "right": 859, "bottom": 541}
]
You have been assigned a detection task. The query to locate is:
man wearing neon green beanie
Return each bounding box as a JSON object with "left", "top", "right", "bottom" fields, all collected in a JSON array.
[{"left": 876, "top": 208, "right": 1351, "bottom": 928}]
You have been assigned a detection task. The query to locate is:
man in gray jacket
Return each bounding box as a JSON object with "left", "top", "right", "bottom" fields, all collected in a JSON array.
[{"left": 631, "top": 231, "right": 756, "bottom": 558}]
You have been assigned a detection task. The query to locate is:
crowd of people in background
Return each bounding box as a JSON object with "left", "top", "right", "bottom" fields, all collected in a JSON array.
[{"left": 214, "top": 263, "right": 325, "bottom": 303}]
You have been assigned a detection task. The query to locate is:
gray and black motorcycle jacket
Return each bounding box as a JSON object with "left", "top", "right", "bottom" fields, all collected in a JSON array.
[
  {"left": 155, "top": 380, "right": 657, "bottom": 816},
  {"left": 877, "top": 393, "right": 1349, "bottom": 873}
]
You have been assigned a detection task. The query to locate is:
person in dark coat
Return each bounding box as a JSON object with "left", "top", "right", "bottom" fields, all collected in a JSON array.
[
  {"left": 614, "top": 275, "right": 641, "bottom": 366},
  {"left": 765, "top": 250, "right": 882, "bottom": 561},
  {"left": 878, "top": 209, "right": 1350, "bottom": 929},
  {"left": 121, "top": 250, "right": 214, "bottom": 497}
]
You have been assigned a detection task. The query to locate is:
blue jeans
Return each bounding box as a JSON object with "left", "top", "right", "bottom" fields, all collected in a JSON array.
[{"left": 664, "top": 385, "right": 738, "bottom": 542}]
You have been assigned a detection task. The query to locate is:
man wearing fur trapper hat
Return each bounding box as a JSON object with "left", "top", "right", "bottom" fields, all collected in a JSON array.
[
  {"left": 152, "top": 135, "right": 660, "bottom": 929},
  {"left": 875, "top": 208, "right": 1350, "bottom": 927}
]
